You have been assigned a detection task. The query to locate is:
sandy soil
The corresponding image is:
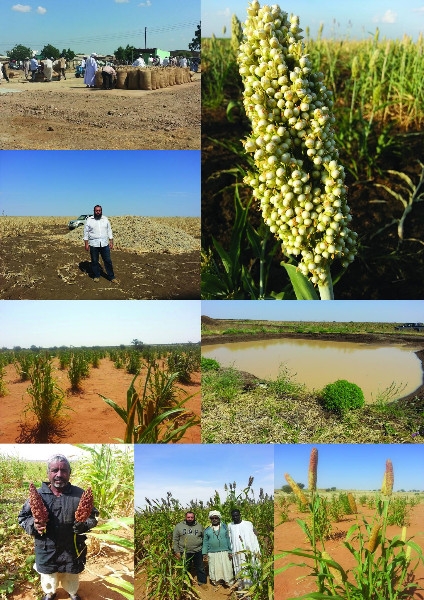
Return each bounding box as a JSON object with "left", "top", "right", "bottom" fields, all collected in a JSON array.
[
  {"left": 275, "top": 502, "right": 424, "bottom": 599},
  {"left": 10, "top": 533, "right": 133, "bottom": 600},
  {"left": 0, "top": 358, "right": 200, "bottom": 444},
  {"left": 0, "top": 70, "right": 200, "bottom": 150}
]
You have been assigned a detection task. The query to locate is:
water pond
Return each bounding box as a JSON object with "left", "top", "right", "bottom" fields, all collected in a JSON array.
[{"left": 202, "top": 338, "right": 423, "bottom": 402}]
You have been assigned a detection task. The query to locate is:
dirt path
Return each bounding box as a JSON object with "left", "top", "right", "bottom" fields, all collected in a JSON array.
[
  {"left": 0, "top": 72, "right": 200, "bottom": 150},
  {"left": 275, "top": 503, "right": 424, "bottom": 599},
  {"left": 0, "top": 359, "right": 200, "bottom": 444}
]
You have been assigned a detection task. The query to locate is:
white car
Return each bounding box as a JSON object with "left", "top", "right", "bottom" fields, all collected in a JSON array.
[{"left": 68, "top": 214, "right": 92, "bottom": 230}]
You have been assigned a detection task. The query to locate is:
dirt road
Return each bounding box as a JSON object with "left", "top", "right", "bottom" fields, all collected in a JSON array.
[{"left": 0, "top": 71, "right": 200, "bottom": 150}]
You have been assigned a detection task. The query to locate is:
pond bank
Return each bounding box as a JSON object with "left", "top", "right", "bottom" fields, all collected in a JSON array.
[{"left": 202, "top": 332, "right": 424, "bottom": 407}]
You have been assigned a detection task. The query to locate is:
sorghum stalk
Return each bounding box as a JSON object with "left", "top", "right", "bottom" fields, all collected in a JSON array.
[{"left": 238, "top": 1, "right": 357, "bottom": 299}]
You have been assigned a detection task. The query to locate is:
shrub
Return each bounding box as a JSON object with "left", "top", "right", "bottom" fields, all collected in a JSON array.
[
  {"left": 320, "top": 379, "right": 365, "bottom": 414},
  {"left": 201, "top": 357, "right": 220, "bottom": 371}
]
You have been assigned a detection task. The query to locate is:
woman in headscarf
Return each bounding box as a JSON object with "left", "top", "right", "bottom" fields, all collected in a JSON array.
[
  {"left": 202, "top": 511, "right": 234, "bottom": 587},
  {"left": 84, "top": 53, "right": 98, "bottom": 88}
]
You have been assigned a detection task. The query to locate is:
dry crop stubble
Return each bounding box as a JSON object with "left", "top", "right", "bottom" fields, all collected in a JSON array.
[{"left": 0, "top": 216, "right": 200, "bottom": 299}]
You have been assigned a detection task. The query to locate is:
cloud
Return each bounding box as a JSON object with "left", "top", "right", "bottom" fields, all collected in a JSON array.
[
  {"left": 36, "top": 6, "right": 46, "bottom": 14},
  {"left": 138, "top": 0, "right": 152, "bottom": 6},
  {"left": 382, "top": 9, "right": 397, "bottom": 23},
  {"left": 115, "top": 0, "right": 129, "bottom": 3},
  {"left": 12, "top": 4, "right": 31, "bottom": 12},
  {"left": 218, "top": 7, "right": 231, "bottom": 17},
  {"left": 412, "top": 6, "right": 424, "bottom": 11}
]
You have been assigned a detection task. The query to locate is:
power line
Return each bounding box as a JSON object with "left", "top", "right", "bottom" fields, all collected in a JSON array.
[{"left": 2, "top": 20, "right": 199, "bottom": 48}]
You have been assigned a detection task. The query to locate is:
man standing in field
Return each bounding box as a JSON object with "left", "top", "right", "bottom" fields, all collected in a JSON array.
[
  {"left": 202, "top": 511, "right": 234, "bottom": 588},
  {"left": 228, "top": 509, "right": 261, "bottom": 590},
  {"left": 18, "top": 454, "right": 98, "bottom": 600},
  {"left": 172, "top": 511, "right": 207, "bottom": 587},
  {"left": 83, "top": 205, "right": 119, "bottom": 284}
]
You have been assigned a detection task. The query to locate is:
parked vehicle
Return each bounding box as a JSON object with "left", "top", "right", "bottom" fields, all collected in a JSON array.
[
  {"left": 395, "top": 323, "right": 424, "bottom": 332},
  {"left": 68, "top": 214, "right": 92, "bottom": 229},
  {"left": 75, "top": 65, "right": 85, "bottom": 78}
]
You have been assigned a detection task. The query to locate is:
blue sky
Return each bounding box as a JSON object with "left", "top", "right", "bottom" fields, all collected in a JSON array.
[
  {"left": 1, "top": 0, "right": 200, "bottom": 56},
  {"left": 0, "top": 443, "right": 123, "bottom": 462},
  {"left": 203, "top": 0, "right": 424, "bottom": 40},
  {"left": 134, "top": 444, "right": 274, "bottom": 507},
  {"left": 275, "top": 444, "right": 424, "bottom": 491},
  {"left": 0, "top": 151, "right": 199, "bottom": 217},
  {"left": 201, "top": 300, "right": 424, "bottom": 323},
  {"left": 0, "top": 300, "right": 200, "bottom": 347}
]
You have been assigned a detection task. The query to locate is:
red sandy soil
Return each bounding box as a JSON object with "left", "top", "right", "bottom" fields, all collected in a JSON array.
[
  {"left": 135, "top": 567, "right": 235, "bottom": 600},
  {"left": 275, "top": 502, "right": 424, "bottom": 599},
  {"left": 0, "top": 358, "right": 200, "bottom": 444}
]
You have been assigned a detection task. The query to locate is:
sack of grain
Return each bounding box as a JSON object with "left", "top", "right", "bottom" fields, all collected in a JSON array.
[
  {"left": 175, "top": 69, "right": 183, "bottom": 85},
  {"left": 95, "top": 70, "right": 102, "bottom": 88},
  {"left": 127, "top": 68, "right": 139, "bottom": 90},
  {"left": 139, "top": 68, "right": 152, "bottom": 90},
  {"left": 116, "top": 69, "right": 128, "bottom": 89}
]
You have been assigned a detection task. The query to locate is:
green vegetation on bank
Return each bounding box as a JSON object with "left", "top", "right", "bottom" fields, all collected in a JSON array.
[
  {"left": 201, "top": 361, "right": 424, "bottom": 444},
  {"left": 201, "top": 319, "right": 424, "bottom": 338}
]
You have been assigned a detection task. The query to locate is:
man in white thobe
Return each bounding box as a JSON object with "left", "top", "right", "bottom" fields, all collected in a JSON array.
[
  {"left": 84, "top": 53, "right": 98, "bottom": 87},
  {"left": 228, "top": 509, "right": 261, "bottom": 590}
]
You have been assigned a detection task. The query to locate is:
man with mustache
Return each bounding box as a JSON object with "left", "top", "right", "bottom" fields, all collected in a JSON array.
[
  {"left": 83, "top": 204, "right": 119, "bottom": 284},
  {"left": 18, "top": 454, "right": 98, "bottom": 600}
]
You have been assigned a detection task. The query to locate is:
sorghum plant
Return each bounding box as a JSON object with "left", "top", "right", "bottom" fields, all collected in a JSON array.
[
  {"left": 276, "top": 448, "right": 424, "bottom": 599},
  {"left": 237, "top": 1, "right": 357, "bottom": 299}
]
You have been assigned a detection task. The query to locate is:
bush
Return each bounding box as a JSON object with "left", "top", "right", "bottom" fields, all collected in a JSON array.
[
  {"left": 201, "top": 357, "right": 220, "bottom": 371},
  {"left": 320, "top": 379, "right": 365, "bottom": 414}
]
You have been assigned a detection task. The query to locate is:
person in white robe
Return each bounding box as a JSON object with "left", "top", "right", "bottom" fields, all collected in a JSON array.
[
  {"left": 132, "top": 56, "right": 145, "bottom": 67},
  {"left": 84, "top": 53, "right": 98, "bottom": 87},
  {"left": 228, "top": 509, "right": 261, "bottom": 590},
  {"left": 42, "top": 58, "right": 53, "bottom": 81}
]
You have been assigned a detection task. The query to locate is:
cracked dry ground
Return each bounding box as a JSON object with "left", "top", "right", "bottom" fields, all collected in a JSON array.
[{"left": 0, "top": 74, "right": 200, "bottom": 150}]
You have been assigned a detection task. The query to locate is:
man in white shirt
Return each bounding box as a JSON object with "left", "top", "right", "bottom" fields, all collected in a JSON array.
[
  {"left": 228, "top": 509, "right": 261, "bottom": 591},
  {"left": 132, "top": 56, "right": 145, "bottom": 67},
  {"left": 83, "top": 205, "right": 119, "bottom": 284}
]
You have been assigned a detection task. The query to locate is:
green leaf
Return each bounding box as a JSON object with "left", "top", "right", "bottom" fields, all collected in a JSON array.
[{"left": 282, "top": 264, "right": 319, "bottom": 300}]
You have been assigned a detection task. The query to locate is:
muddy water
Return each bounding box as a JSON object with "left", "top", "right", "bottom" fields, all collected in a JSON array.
[{"left": 202, "top": 338, "right": 423, "bottom": 402}]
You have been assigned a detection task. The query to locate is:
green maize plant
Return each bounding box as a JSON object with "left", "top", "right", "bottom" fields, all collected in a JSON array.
[
  {"left": 0, "top": 365, "right": 7, "bottom": 397},
  {"left": 14, "top": 352, "right": 34, "bottom": 382},
  {"left": 126, "top": 350, "right": 141, "bottom": 375},
  {"left": 276, "top": 448, "right": 424, "bottom": 599},
  {"left": 100, "top": 361, "right": 199, "bottom": 443},
  {"left": 23, "top": 354, "right": 67, "bottom": 442},
  {"left": 68, "top": 352, "right": 90, "bottom": 392},
  {"left": 58, "top": 350, "right": 71, "bottom": 370}
]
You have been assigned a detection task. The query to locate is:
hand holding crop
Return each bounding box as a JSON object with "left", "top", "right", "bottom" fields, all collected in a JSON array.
[{"left": 73, "top": 521, "right": 89, "bottom": 534}]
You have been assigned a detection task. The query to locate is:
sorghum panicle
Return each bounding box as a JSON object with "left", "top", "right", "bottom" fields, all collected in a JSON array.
[
  {"left": 367, "top": 522, "right": 381, "bottom": 552},
  {"left": 347, "top": 492, "right": 358, "bottom": 514},
  {"left": 308, "top": 447, "right": 318, "bottom": 491},
  {"left": 237, "top": 1, "right": 357, "bottom": 287},
  {"left": 285, "top": 472, "right": 308, "bottom": 506}
]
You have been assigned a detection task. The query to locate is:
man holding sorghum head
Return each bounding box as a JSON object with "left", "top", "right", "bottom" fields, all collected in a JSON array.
[{"left": 18, "top": 454, "right": 98, "bottom": 600}]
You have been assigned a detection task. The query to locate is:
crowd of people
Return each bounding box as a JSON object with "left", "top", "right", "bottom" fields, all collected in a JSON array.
[{"left": 172, "top": 509, "right": 261, "bottom": 592}]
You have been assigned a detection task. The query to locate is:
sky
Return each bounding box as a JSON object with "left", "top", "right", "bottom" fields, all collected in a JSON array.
[
  {"left": 0, "top": 0, "right": 200, "bottom": 56},
  {"left": 134, "top": 444, "right": 274, "bottom": 507},
  {"left": 201, "top": 300, "right": 424, "bottom": 323},
  {"left": 0, "top": 150, "right": 200, "bottom": 217},
  {"left": 0, "top": 300, "right": 200, "bottom": 347},
  {"left": 275, "top": 444, "right": 424, "bottom": 491},
  {"left": 0, "top": 443, "right": 103, "bottom": 462},
  {"left": 202, "top": 0, "right": 424, "bottom": 41}
]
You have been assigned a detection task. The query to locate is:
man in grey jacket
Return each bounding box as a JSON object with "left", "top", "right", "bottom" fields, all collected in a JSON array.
[{"left": 173, "top": 511, "right": 207, "bottom": 586}]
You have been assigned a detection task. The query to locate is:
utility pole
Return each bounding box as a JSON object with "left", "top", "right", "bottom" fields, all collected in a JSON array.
[{"left": 144, "top": 27, "right": 147, "bottom": 49}]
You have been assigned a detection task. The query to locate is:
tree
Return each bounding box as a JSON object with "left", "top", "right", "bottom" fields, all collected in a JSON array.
[
  {"left": 61, "top": 48, "right": 76, "bottom": 62},
  {"left": 6, "top": 44, "right": 32, "bottom": 62},
  {"left": 189, "top": 22, "right": 201, "bottom": 52},
  {"left": 131, "top": 339, "right": 143, "bottom": 351},
  {"left": 40, "top": 44, "right": 60, "bottom": 59},
  {"left": 114, "top": 44, "right": 137, "bottom": 64},
  {"left": 281, "top": 482, "right": 305, "bottom": 493}
]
